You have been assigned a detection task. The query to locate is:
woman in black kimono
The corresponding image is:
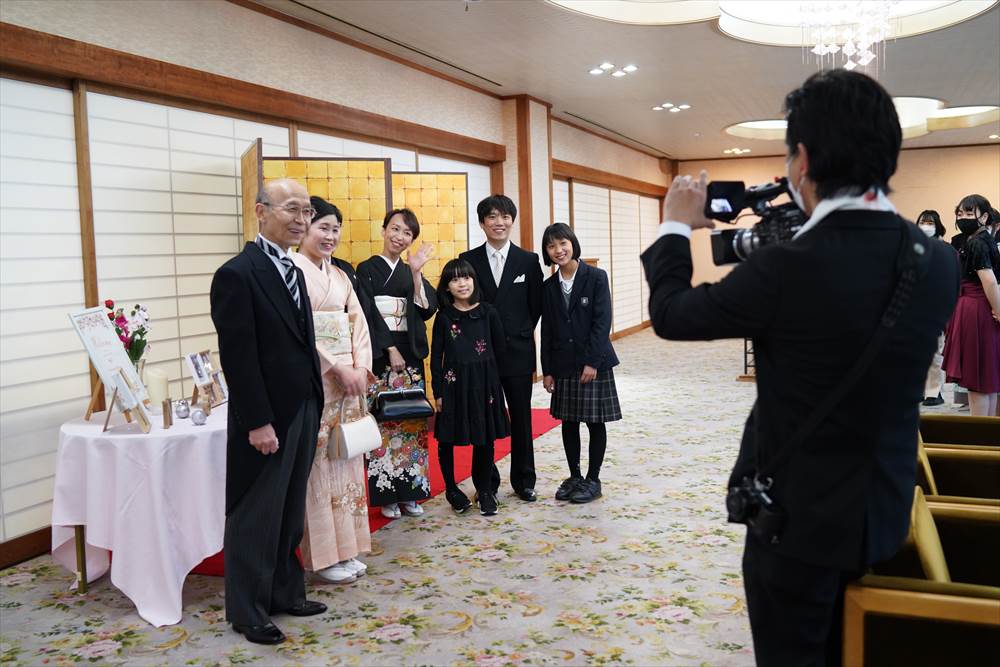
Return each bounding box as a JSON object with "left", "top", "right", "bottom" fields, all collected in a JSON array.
[{"left": 356, "top": 208, "right": 437, "bottom": 520}]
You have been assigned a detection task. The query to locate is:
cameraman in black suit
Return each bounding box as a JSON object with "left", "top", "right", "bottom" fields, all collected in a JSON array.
[
  {"left": 460, "top": 195, "right": 544, "bottom": 502},
  {"left": 641, "top": 71, "right": 959, "bottom": 666}
]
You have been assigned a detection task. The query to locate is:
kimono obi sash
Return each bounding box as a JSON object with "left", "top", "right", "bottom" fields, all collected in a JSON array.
[
  {"left": 375, "top": 295, "right": 408, "bottom": 332},
  {"left": 313, "top": 310, "right": 353, "bottom": 356}
]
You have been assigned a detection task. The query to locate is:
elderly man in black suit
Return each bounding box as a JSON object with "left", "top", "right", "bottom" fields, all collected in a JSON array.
[
  {"left": 459, "top": 195, "right": 544, "bottom": 502},
  {"left": 210, "top": 178, "right": 326, "bottom": 645},
  {"left": 641, "top": 71, "right": 958, "bottom": 666}
]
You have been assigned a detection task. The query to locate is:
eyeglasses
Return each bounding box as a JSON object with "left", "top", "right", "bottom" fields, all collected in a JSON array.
[{"left": 263, "top": 203, "right": 316, "bottom": 220}]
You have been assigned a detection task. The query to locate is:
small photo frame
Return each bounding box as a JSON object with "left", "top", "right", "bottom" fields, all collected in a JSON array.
[
  {"left": 185, "top": 349, "right": 215, "bottom": 387},
  {"left": 208, "top": 370, "right": 229, "bottom": 405}
]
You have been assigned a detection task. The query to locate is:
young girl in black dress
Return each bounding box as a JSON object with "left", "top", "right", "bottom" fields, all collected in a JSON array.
[
  {"left": 431, "top": 259, "right": 510, "bottom": 516},
  {"left": 540, "top": 223, "right": 622, "bottom": 504}
]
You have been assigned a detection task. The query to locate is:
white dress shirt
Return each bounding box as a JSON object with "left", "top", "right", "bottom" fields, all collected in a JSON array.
[
  {"left": 256, "top": 233, "right": 293, "bottom": 280},
  {"left": 486, "top": 240, "right": 512, "bottom": 287}
]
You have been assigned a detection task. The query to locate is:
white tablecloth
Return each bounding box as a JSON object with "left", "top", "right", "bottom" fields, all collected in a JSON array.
[{"left": 51, "top": 404, "right": 227, "bottom": 627}]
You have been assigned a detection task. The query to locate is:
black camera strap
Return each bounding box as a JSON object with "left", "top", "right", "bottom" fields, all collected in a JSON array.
[{"left": 755, "top": 218, "right": 933, "bottom": 481}]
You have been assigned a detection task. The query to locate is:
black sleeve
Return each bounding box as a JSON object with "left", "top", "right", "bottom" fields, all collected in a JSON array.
[
  {"left": 582, "top": 269, "right": 613, "bottom": 368},
  {"left": 430, "top": 312, "right": 447, "bottom": 397},
  {"left": 416, "top": 275, "right": 438, "bottom": 321},
  {"left": 356, "top": 261, "right": 394, "bottom": 356},
  {"left": 210, "top": 266, "right": 274, "bottom": 431},
  {"left": 965, "top": 235, "right": 993, "bottom": 273},
  {"left": 540, "top": 288, "right": 552, "bottom": 377},
  {"left": 488, "top": 305, "right": 507, "bottom": 358},
  {"left": 527, "top": 253, "right": 544, "bottom": 327},
  {"left": 640, "top": 233, "right": 780, "bottom": 341}
]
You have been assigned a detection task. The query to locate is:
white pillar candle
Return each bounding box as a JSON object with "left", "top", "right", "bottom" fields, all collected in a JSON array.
[{"left": 146, "top": 367, "right": 169, "bottom": 414}]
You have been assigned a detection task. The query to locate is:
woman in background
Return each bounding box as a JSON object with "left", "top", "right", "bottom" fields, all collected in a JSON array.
[{"left": 916, "top": 210, "right": 948, "bottom": 407}]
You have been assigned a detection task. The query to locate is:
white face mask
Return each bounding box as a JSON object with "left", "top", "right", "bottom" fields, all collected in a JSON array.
[
  {"left": 785, "top": 156, "right": 806, "bottom": 211},
  {"left": 919, "top": 224, "right": 936, "bottom": 237}
]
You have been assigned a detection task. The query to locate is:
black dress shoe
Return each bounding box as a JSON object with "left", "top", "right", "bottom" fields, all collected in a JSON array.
[
  {"left": 555, "top": 476, "right": 583, "bottom": 501},
  {"left": 478, "top": 492, "right": 498, "bottom": 516},
  {"left": 922, "top": 394, "right": 945, "bottom": 407},
  {"left": 281, "top": 600, "right": 327, "bottom": 617},
  {"left": 516, "top": 488, "right": 538, "bottom": 502},
  {"left": 233, "top": 622, "right": 286, "bottom": 645},
  {"left": 446, "top": 487, "right": 472, "bottom": 514},
  {"left": 569, "top": 478, "right": 602, "bottom": 504}
]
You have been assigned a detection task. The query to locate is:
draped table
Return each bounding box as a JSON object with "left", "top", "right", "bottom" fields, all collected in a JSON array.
[{"left": 51, "top": 404, "right": 227, "bottom": 627}]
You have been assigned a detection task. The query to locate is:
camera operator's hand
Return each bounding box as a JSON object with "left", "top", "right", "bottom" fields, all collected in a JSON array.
[{"left": 663, "top": 170, "right": 715, "bottom": 230}]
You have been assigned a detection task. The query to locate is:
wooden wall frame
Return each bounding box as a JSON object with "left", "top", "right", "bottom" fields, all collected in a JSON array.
[{"left": 514, "top": 95, "right": 534, "bottom": 250}]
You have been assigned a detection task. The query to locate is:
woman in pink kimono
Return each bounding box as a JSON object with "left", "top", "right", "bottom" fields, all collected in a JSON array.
[{"left": 291, "top": 197, "right": 376, "bottom": 585}]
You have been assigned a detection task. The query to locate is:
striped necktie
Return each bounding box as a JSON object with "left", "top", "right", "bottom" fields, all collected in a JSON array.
[{"left": 256, "top": 236, "right": 300, "bottom": 308}]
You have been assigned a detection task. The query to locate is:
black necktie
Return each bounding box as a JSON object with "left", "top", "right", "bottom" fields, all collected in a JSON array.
[{"left": 256, "top": 237, "right": 300, "bottom": 308}]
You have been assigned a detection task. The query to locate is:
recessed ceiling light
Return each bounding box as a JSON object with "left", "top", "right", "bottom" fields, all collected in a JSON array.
[
  {"left": 589, "top": 68, "right": 604, "bottom": 75},
  {"left": 726, "top": 119, "right": 787, "bottom": 140},
  {"left": 669, "top": 107, "right": 681, "bottom": 113},
  {"left": 611, "top": 70, "right": 627, "bottom": 77},
  {"left": 662, "top": 103, "right": 674, "bottom": 108},
  {"left": 599, "top": 62, "right": 615, "bottom": 70},
  {"left": 990, "top": 134, "right": 1000, "bottom": 139},
  {"left": 723, "top": 149, "right": 733, "bottom": 154},
  {"left": 927, "top": 105, "right": 1000, "bottom": 131},
  {"left": 678, "top": 104, "right": 691, "bottom": 110},
  {"left": 622, "top": 64, "right": 638, "bottom": 73},
  {"left": 652, "top": 106, "right": 664, "bottom": 111}
]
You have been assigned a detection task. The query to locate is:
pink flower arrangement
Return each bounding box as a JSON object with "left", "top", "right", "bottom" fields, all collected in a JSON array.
[{"left": 104, "top": 299, "right": 150, "bottom": 365}]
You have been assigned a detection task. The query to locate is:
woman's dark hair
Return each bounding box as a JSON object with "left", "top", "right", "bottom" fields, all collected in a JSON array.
[
  {"left": 783, "top": 70, "right": 901, "bottom": 200},
  {"left": 540, "top": 223, "right": 582, "bottom": 266},
  {"left": 476, "top": 194, "right": 517, "bottom": 223},
  {"left": 383, "top": 208, "right": 420, "bottom": 239},
  {"left": 916, "top": 209, "right": 945, "bottom": 238},
  {"left": 436, "top": 258, "right": 480, "bottom": 306},
  {"left": 954, "top": 194, "right": 992, "bottom": 224},
  {"left": 989, "top": 207, "right": 1000, "bottom": 226},
  {"left": 310, "top": 196, "right": 342, "bottom": 224}
]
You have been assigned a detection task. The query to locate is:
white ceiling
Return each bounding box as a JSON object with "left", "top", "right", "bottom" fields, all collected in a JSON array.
[{"left": 259, "top": 0, "right": 1000, "bottom": 160}]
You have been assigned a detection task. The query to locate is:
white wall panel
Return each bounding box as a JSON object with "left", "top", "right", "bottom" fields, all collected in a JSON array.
[
  {"left": 552, "top": 179, "right": 570, "bottom": 227},
  {"left": 570, "top": 183, "right": 611, "bottom": 267},
  {"left": 0, "top": 78, "right": 88, "bottom": 541},
  {"left": 639, "top": 196, "right": 661, "bottom": 323},
  {"left": 610, "top": 191, "right": 641, "bottom": 333},
  {"left": 298, "top": 129, "right": 417, "bottom": 171}
]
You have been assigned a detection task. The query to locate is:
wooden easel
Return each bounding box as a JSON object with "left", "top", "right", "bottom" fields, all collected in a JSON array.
[{"left": 83, "top": 371, "right": 152, "bottom": 433}]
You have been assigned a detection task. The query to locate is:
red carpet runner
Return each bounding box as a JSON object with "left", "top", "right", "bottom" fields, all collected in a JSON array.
[{"left": 192, "top": 408, "right": 560, "bottom": 576}]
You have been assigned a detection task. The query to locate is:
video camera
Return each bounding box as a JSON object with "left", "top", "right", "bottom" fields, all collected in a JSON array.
[{"left": 706, "top": 178, "right": 807, "bottom": 265}]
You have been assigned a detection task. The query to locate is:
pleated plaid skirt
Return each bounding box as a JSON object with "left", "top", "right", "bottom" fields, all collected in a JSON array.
[{"left": 550, "top": 368, "right": 622, "bottom": 423}]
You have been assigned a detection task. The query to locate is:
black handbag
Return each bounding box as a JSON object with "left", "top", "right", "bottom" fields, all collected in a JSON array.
[{"left": 371, "top": 369, "right": 434, "bottom": 422}]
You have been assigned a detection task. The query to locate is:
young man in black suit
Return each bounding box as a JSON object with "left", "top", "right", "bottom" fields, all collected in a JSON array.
[
  {"left": 641, "top": 71, "right": 959, "bottom": 666},
  {"left": 210, "top": 179, "right": 327, "bottom": 645},
  {"left": 459, "top": 195, "right": 544, "bottom": 502}
]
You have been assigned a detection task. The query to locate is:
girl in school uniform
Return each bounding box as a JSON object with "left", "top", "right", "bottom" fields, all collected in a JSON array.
[
  {"left": 430, "top": 259, "right": 510, "bottom": 516},
  {"left": 540, "top": 223, "right": 621, "bottom": 504}
]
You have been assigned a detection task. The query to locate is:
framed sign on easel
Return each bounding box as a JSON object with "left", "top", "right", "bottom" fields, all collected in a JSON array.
[
  {"left": 184, "top": 350, "right": 228, "bottom": 407},
  {"left": 69, "top": 307, "right": 152, "bottom": 433}
]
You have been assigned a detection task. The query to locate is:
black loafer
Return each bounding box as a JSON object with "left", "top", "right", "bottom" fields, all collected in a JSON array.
[
  {"left": 516, "top": 488, "right": 538, "bottom": 502},
  {"left": 569, "top": 479, "right": 602, "bottom": 504},
  {"left": 280, "top": 600, "right": 327, "bottom": 617},
  {"left": 921, "top": 394, "right": 944, "bottom": 407},
  {"left": 233, "top": 622, "right": 286, "bottom": 645},
  {"left": 555, "top": 476, "right": 583, "bottom": 501},
  {"left": 446, "top": 488, "right": 472, "bottom": 514}
]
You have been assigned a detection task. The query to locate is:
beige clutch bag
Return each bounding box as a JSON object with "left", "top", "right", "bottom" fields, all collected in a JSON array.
[{"left": 329, "top": 396, "right": 381, "bottom": 460}]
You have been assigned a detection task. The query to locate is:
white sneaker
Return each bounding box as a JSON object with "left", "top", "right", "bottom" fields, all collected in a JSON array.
[
  {"left": 400, "top": 500, "right": 424, "bottom": 516},
  {"left": 316, "top": 564, "right": 356, "bottom": 584},
  {"left": 381, "top": 504, "right": 401, "bottom": 519},
  {"left": 343, "top": 558, "right": 367, "bottom": 576}
]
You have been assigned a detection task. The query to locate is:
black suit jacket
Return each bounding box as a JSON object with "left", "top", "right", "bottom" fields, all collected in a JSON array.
[
  {"left": 210, "top": 242, "right": 323, "bottom": 513},
  {"left": 460, "top": 243, "right": 543, "bottom": 377},
  {"left": 540, "top": 262, "right": 620, "bottom": 378},
  {"left": 640, "top": 210, "right": 959, "bottom": 570}
]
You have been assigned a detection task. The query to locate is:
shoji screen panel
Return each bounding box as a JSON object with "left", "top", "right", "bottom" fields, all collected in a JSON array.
[
  {"left": 639, "top": 196, "right": 661, "bottom": 323},
  {"left": 570, "top": 183, "right": 611, "bottom": 268},
  {"left": 0, "top": 79, "right": 88, "bottom": 540},
  {"left": 88, "top": 93, "right": 287, "bottom": 400},
  {"left": 417, "top": 154, "right": 490, "bottom": 250},
  {"left": 610, "top": 191, "right": 642, "bottom": 332},
  {"left": 552, "top": 179, "right": 570, "bottom": 227}
]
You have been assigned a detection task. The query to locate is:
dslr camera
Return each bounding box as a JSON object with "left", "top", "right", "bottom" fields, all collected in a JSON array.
[
  {"left": 727, "top": 475, "right": 786, "bottom": 544},
  {"left": 705, "top": 178, "right": 807, "bottom": 265}
]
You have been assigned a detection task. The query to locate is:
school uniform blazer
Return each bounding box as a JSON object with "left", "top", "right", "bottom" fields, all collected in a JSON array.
[
  {"left": 540, "top": 261, "right": 620, "bottom": 378},
  {"left": 210, "top": 242, "right": 323, "bottom": 513},
  {"left": 459, "top": 242, "right": 543, "bottom": 377}
]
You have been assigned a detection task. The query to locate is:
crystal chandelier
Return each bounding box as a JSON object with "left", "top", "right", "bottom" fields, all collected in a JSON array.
[{"left": 800, "top": 1, "right": 896, "bottom": 71}]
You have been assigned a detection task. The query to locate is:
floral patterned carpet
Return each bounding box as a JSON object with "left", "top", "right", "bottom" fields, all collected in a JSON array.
[{"left": 3, "top": 332, "right": 786, "bottom": 666}]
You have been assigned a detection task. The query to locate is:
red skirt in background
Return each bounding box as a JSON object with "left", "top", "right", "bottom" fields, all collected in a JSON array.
[{"left": 942, "top": 280, "right": 1000, "bottom": 394}]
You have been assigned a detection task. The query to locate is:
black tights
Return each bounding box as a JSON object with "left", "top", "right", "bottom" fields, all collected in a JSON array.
[
  {"left": 438, "top": 443, "right": 496, "bottom": 495},
  {"left": 561, "top": 421, "right": 607, "bottom": 481}
]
